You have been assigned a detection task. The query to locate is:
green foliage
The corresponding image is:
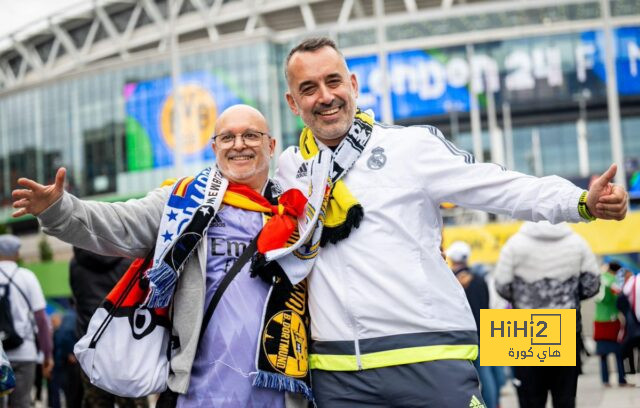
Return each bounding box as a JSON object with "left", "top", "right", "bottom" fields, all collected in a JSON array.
[{"left": 38, "top": 236, "right": 53, "bottom": 262}]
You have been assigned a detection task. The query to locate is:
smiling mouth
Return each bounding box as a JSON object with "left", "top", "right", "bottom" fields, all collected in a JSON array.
[
  {"left": 315, "top": 103, "right": 344, "bottom": 117},
  {"left": 228, "top": 154, "right": 255, "bottom": 161},
  {"left": 319, "top": 107, "right": 340, "bottom": 116}
]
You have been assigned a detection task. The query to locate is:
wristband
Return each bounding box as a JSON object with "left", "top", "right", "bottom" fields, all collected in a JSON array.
[{"left": 578, "top": 191, "right": 596, "bottom": 221}]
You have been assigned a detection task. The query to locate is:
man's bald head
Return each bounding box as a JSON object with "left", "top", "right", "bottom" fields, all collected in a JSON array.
[
  {"left": 212, "top": 104, "right": 275, "bottom": 192},
  {"left": 215, "top": 104, "right": 269, "bottom": 135}
]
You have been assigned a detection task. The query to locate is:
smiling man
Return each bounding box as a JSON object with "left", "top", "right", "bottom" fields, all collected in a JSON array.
[
  {"left": 213, "top": 109, "right": 274, "bottom": 190},
  {"left": 273, "top": 37, "right": 629, "bottom": 408},
  {"left": 12, "top": 105, "right": 306, "bottom": 408}
]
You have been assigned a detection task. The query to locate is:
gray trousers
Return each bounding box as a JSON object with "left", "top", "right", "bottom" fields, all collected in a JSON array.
[
  {"left": 6, "top": 361, "right": 36, "bottom": 408},
  {"left": 312, "top": 359, "right": 485, "bottom": 408}
]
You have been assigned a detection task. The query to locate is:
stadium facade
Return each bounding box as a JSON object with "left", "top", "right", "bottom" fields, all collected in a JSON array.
[{"left": 1, "top": 0, "right": 640, "bottom": 229}]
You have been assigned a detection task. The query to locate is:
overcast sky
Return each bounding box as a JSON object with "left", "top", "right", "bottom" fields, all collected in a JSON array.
[{"left": 0, "top": 0, "right": 84, "bottom": 38}]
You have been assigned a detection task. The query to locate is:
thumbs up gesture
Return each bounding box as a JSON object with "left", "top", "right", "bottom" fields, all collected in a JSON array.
[
  {"left": 586, "top": 164, "right": 628, "bottom": 220},
  {"left": 12, "top": 167, "right": 67, "bottom": 218}
]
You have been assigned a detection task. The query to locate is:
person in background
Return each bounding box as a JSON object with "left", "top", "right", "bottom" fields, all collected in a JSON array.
[
  {"left": 618, "top": 268, "right": 640, "bottom": 383},
  {"left": 494, "top": 221, "right": 600, "bottom": 408},
  {"left": 48, "top": 313, "right": 63, "bottom": 408},
  {"left": 447, "top": 241, "right": 503, "bottom": 408},
  {"left": 69, "top": 247, "right": 148, "bottom": 408},
  {"left": 593, "top": 261, "right": 629, "bottom": 387},
  {"left": 52, "top": 306, "right": 82, "bottom": 408},
  {"left": 0, "top": 234, "right": 53, "bottom": 408}
]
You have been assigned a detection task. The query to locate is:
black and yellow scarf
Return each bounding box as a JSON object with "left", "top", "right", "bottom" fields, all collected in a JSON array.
[
  {"left": 213, "top": 183, "right": 315, "bottom": 401},
  {"left": 298, "top": 109, "right": 373, "bottom": 245},
  {"left": 251, "top": 110, "right": 374, "bottom": 401}
]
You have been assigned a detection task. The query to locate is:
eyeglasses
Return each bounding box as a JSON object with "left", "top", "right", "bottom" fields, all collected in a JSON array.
[{"left": 212, "top": 130, "right": 270, "bottom": 147}]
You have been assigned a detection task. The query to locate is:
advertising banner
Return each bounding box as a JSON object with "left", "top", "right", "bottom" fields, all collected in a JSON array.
[
  {"left": 443, "top": 211, "right": 640, "bottom": 264},
  {"left": 124, "top": 71, "right": 243, "bottom": 170},
  {"left": 347, "top": 26, "right": 640, "bottom": 120}
]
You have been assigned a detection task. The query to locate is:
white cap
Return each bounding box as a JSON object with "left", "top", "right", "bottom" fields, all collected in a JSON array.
[
  {"left": 0, "top": 234, "right": 21, "bottom": 257},
  {"left": 446, "top": 241, "right": 471, "bottom": 263}
]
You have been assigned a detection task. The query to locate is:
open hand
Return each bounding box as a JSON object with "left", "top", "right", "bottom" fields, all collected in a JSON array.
[
  {"left": 12, "top": 167, "right": 66, "bottom": 218},
  {"left": 586, "top": 164, "right": 628, "bottom": 220}
]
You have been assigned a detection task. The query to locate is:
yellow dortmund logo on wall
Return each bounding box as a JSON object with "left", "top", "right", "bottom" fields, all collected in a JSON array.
[
  {"left": 161, "top": 84, "right": 217, "bottom": 154},
  {"left": 262, "top": 310, "right": 308, "bottom": 377}
]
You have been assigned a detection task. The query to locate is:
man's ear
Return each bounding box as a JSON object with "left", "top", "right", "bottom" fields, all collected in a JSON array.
[
  {"left": 269, "top": 136, "right": 276, "bottom": 156},
  {"left": 285, "top": 92, "right": 299, "bottom": 116},
  {"left": 211, "top": 142, "right": 219, "bottom": 157},
  {"left": 350, "top": 73, "right": 359, "bottom": 99}
]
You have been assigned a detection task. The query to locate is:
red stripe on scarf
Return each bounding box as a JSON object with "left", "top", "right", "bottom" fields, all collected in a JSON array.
[{"left": 226, "top": 183, "right": 307, "bottom": 253}]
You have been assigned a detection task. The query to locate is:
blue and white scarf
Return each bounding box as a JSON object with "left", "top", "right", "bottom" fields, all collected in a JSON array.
[{"left": 145, "top": 167, "right": 227, "bottom": 308}]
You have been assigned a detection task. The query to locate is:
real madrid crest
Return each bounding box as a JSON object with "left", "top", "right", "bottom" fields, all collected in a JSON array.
[{"left": 367, "top": 147, "right": 387, "bottom": 170}]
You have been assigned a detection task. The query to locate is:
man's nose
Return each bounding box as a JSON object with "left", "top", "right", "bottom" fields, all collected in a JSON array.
[
  {"left": 317, "top": 84, "right": 334, "bottom": 105},
  {"left": 231, "top": 135, "right": 246, "bottom": 148}
]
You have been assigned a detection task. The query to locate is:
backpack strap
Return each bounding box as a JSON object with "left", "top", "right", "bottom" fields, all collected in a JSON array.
[
  {"left": 0, "top": 266, "right": 34, "bottom": 312},
  {"left": 0, "top": 265, "right": 38, "bottom": 347},
  {"left": 156, "top": 235, "right": 259, "bottom": 407},
  {"left": 198, "top": 235, "right": 259, "bottom": 344}
]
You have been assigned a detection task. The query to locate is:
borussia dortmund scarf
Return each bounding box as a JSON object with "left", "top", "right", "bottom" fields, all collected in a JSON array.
[
  {"left": 223, "top": 185, "right": 314, "bottom": 400},
  {"left": 254, "top": 273, "right": 312, "bottom": 400}
]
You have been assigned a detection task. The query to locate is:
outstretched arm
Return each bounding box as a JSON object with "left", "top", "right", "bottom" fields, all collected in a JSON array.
[
  {"left": 413, "top": 127, "right": 629, "bottom": 223},
  {"left": 12, "top": 167, "right": 169, "bottom": 259}
]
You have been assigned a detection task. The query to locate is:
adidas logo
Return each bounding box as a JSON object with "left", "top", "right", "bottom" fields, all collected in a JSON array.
[
  {"left": 296, "top": 163, "right": 308, "bottom": 179},
  {"left": 469, "top": 395, "right": 486, "bottom": 408}
]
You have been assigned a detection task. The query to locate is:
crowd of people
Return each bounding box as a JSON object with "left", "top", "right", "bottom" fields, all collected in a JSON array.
[{"left": 0, "top": 36, "right": 636, "bottom": 408}]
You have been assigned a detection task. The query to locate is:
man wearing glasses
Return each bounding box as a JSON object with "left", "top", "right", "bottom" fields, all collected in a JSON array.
[{"left": 11, "top": 105, "right": 306, "bottom": 408}]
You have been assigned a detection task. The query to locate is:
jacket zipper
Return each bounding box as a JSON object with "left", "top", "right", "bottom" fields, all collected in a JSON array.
[
  {"left": 354, "top": 335, "right": 362, "bottom": 370},
  {"left": 345, "top": 267, "right": 363, "bottom": 370}
]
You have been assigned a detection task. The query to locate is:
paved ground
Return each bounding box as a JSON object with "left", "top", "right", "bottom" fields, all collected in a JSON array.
[
  {"left": 499, "top": 353, "right": 640, "bottom": 408},
  {"left": 22, "top": 341, "right": 639, "bottom": 407}
]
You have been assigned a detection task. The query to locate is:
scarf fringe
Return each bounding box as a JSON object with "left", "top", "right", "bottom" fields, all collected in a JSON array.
[
  {"left": 144, "top": 261, "right": 177, "bottom": 308},
  {"left": 319, "top": 204, "right": 364, "bottom": 247},
  {"left": 253, "top": 371, "right": 314, "bottom": 401}
]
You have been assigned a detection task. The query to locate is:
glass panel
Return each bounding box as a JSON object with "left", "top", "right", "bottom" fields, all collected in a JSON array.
[
  {"left": 387, "top": 3, "right": 601, "bottom": 42},
  {"left": 611, "top": 0, "right": 640, "bottom": 17}
]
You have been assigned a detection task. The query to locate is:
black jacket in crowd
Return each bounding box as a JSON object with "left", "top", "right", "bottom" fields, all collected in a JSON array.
[{"left": 69, "top": 247, "right": 130, "bottom": 339}]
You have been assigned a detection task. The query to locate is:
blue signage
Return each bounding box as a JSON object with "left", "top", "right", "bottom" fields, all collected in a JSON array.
[{"left": 346, "top": 26, "right": 640, "bottom": 120}]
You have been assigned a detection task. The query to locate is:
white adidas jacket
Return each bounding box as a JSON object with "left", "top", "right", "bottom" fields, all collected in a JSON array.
[{"left": 275, "top": 123, "right": 586, "bottom": 371}]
